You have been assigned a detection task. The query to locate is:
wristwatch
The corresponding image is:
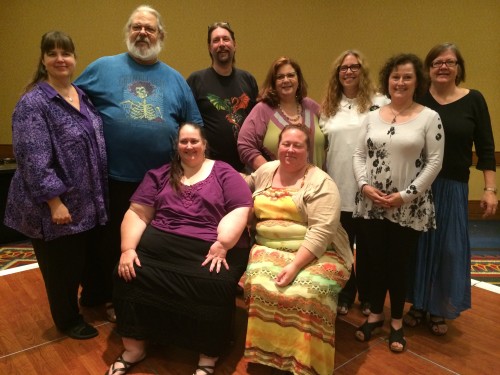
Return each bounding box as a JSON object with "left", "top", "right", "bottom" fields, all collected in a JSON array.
[{"left": 484, "top": 187, "right": 497, "bottom": 194}]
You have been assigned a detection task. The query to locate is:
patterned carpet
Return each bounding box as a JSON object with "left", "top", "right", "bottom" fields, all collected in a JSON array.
[
  {"left": 469, "top": 220, "right": 500, "bottom": 286},
  {"left": 471, "top": 254, "right": 500, "bottom": 286},
  {"left": 0, "top": 241, "right": 36, "bottom": 271}
]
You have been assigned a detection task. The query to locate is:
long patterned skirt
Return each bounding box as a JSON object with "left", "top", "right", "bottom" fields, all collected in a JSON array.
[{"left": 244, "top": 242, "right": 349, "bottom": 375}]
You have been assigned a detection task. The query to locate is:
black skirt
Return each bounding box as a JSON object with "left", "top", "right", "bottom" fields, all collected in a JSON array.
[{"left": 113, "top": 225, "right": 250, "bottom": 356}]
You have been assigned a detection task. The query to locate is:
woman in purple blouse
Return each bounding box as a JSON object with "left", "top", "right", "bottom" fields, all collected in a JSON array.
[
  {"left": 4, "top": 31, "right": 108, "bottom": 339},
  {"left": 105, "top": 123, "right": 253, "bottom": 375}
]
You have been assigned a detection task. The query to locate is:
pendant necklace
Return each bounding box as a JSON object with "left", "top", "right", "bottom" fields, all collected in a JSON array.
[{"left": 389, "top": 102, "right": 414, "bottom": 124}]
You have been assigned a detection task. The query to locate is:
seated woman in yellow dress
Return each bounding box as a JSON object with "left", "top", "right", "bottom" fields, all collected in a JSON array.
[{"left": 244, "top": 125, "right": 353, "bottom": 375}]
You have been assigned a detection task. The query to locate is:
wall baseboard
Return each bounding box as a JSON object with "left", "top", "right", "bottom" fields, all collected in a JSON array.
[{"left": 0, "top": 144, "right": 13, "bottom": 158}]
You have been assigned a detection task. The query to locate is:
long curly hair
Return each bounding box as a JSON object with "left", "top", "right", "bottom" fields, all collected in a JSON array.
[
  {"left": 320, "top": 50, "right": 376, "bottom": 117},
  {"left": 258, "top": 56, "right": 308, "bottom": 107}
]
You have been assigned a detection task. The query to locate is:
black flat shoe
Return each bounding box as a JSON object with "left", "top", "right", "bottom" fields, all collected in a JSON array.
[
  {"left": 355, "top": 319, "right": 384, "bottom": 342},
  {"left": 65, "top": 321, "right": 98, "bottom": 340}
]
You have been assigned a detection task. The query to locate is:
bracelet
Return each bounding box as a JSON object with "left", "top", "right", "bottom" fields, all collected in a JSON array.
[
  {"left": 361, "top": 183, "right": 368, "bottom": 193},
  {"left": 484, "top": 187, "right": 497, "bottom": 194}
]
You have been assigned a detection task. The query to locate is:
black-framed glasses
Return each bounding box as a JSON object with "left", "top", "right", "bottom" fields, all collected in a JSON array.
[
  {"left": 276, "top": 72, "right": 297, "bottom": 81},
  {"left": 339, "top": 64, "right": 361, "bottom": 73},
  {"left": 431, "top": 60, "right": 458, "bottom": 68}
]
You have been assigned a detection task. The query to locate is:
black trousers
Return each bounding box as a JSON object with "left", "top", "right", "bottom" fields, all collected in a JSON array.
[
  {"left": 356, "top": 218, "right": 420, "bottom": 319},
  {"left": 338, "top": 212, "right": 368, "bottom": 305},
  {"left": 32, "top": 227, "right": 100, "bottom": 331},
  {"left": 80, "top": 179, "right": 139, "bottom": 306}
]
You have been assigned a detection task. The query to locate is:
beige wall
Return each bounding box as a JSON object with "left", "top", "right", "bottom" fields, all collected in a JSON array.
[{"left": 1, "top": 0, "right": 498, "bottom": 196}]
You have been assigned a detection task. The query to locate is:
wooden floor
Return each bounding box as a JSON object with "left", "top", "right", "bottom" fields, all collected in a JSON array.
[{"left": 1, "top": 267, "right": 499, "bottom": 375}]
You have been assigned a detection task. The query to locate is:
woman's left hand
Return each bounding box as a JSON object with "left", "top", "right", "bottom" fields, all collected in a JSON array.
[
  {"left": 275, "top": 263, "right": 300, "bottom": 287},
  {"left": 202, "top": 240, "right": 229, "bottom": 273},
  {"left": 385, "top": 192, "right": 404, "bottom": 208},
  {"left": 481, "top": 191, "right": 498, "bottom": 218}
]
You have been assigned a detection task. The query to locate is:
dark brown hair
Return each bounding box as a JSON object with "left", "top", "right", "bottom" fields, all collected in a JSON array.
[
  {"left": 424, "top": 42, "right": 465, "bottom": 85},
  {"left": 25, "top": 31, "right": 76, "bottom": 93},
  {"left": 379, "top": 53, "right": 427, "bottom": 99},
  {"left": 207, "top": 22, "right": 235, "bottom": 64},
  {"left": 259, "top": 56, "right": 308, "bottom": 107},
  {"left": 169, "top": 123, "right": 208, "bottom": 192}
]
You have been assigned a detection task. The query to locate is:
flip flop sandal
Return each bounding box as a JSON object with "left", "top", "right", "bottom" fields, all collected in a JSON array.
[
  {"left": 105, "top": 353, "right": 144, "bottom": 375},
  {"left": 193, "top": 365, "right": 215, "bottom": 375}
]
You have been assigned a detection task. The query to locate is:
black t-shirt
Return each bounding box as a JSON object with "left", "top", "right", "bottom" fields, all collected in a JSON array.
[{"left": 187, "top": 67, "right": 258, "bottom": 171}]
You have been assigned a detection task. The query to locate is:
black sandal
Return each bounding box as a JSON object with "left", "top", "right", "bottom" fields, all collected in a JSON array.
[
  {"left": 428, "top": 315, "right": 448, "bottom": 336},
  {"left": 389, "top": 326, "right": 407, "bottom": 353},
  {"left": 355, "top": 319, "right": 384, "bottom": 342},
  {"left": 403, "top": 306, "right": 425, "bottom": 328},
  {"left": 105, "top": 353, "right": 144, "bottom": 375},
  {"left": 193, "top": 365, "right": 215, "bottom": 375}
]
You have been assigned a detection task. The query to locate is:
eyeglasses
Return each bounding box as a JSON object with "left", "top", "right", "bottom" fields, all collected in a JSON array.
[
  {"left": 130, "top": 24, "right": 158, "bottom": 34},
  {"left": 339, "top": 64, "right": 361, "bottom": 73},
  {"left": 276, "top": 72, "right": 297, "bottom": 81},
  {"left": 431, "top": 60, "right": 458, "bottom": 68}
]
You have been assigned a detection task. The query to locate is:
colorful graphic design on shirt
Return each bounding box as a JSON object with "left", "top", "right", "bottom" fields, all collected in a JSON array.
[
  {"left": 121, "top": 81, "right": 164, "bottom": 122},
  {"left": 207, "top": 93, "right": 250, "bottom": 137}
]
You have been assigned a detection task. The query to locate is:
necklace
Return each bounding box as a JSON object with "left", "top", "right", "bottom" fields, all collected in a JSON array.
[
  {"left": 277, "top": 164, "right": 311, "bottom": 188},
  {"left": 278, "top": 102, "right": 302, "bottom": 124},
  {"left": 67, "top": 96, "right": 73, "bottom": 102},
  {"left": 345, "top": 98, "right": 355, "bottom": 109},
  {"left": 389, "top": 102, "right": 414, "bottom": 123}
]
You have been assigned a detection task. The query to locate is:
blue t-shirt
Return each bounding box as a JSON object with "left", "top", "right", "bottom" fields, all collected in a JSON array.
[{"left": 75, "top": 53, "right": 202, "bottom": 182}]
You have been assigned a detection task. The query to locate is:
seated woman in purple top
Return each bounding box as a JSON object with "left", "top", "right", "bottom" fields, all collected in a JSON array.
[
  {"left": 105, "top": 123, "right": 253, "bottom": 375},
  {"left": 4, "top": 31, "right": 108, "bottom": 341}
]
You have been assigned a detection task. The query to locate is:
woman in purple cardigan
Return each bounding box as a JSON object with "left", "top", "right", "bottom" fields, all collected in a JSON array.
[{"left": 4, "top": 31, "right": 108, "bottom": 340}]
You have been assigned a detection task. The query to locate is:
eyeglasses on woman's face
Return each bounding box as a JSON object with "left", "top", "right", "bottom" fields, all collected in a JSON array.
[
  {"left": 276, "top": 72, "right": 297, "bottom": 81},
  {"left": 339, "top": 64, "right": 361, "bottom": 73},
  {"left": 430, "top": 60, "right": 458, "bottom": 68}
]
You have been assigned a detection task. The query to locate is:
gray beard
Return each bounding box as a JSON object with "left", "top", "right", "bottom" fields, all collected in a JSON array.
[{"left": 126, "top": 39, "right": 162, "bottom": 62}]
